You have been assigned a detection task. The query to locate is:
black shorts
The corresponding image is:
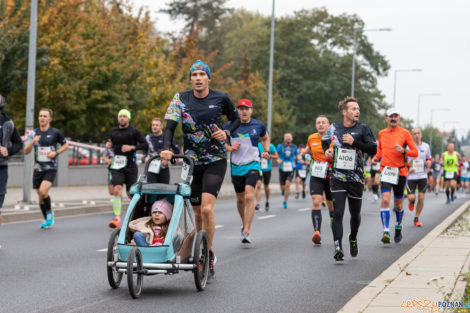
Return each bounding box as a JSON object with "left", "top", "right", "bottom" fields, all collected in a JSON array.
[
  {"left": 310, "top": 176, "right": 332, "bottom": 201},
  {"left": 370, "top": 169, "right": 379, "bottom": 178},
  {"left": 33, "top": 170, "right": 57, "bottom": 189},
  {"left": 407, "top": 179, "right": 427, "bottom": 194},
  {"left": 232, "top": 170, "right": 260, "bottom": 193},
  {"left": 330, "top": 178, "right": 364, "bottom": 199},
  {"left": 147, "top": 167, "right": 170, "bottom": 184},
  {"left": 110, "top": 166, "right": 138, "bottom": 192},
  {"left": 295, "top": 169, "right": 307, "bottom": 181},
  {"left": 190, "top": 159, "right": 227, "bottom": 206},
  {"left": 381, "top": 176, "right": 407, "bottom": 199},
  {"left": 258, "top": 170, "right": 272, "bottom": 185},
  {"left": 443, "top": 171, "right": 457, "bottom": 181},
  {"left": 279, "top": 170, "right": 295, "bottom": 186}
]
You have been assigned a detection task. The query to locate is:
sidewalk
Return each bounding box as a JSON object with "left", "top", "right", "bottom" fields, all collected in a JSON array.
[
  {"left": 339, "top": 200, "right": 470, "bottom": 313},
  {"left": 1, "top": 183, "right": 282, "bottom": 223}
]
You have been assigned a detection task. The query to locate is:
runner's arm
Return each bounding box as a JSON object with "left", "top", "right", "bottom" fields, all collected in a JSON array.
[
  {"left": 8, "top": 127, "right": 22, "bottom": 156},
  {"left": 134, "top": 130, "right": 148, "bottom": 151},
  {"left": 404, "top": 133, "right": 418, "bottom": 158},
  {"left": 162, "top": 120, "right": 178, "bottom": 151},
  {"left": 260, "top": 133, "right": 270, "bottom": 154},
  {"left": 353, "top": 125, "right": 377, "bottom": 156}
]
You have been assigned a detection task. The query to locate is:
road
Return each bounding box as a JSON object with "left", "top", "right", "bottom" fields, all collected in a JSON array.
[{"left": 0, "top": 191, "right": 466, "bottom": 313}]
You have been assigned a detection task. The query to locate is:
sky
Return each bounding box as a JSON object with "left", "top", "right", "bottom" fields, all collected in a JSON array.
[{"left": 130, "top": 0, "right": 470, "bottom": 139}]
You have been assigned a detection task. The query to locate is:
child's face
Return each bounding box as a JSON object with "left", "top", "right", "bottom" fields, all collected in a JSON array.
[{"left": 152, "top": 211, "right": 167, "bottom": 225}]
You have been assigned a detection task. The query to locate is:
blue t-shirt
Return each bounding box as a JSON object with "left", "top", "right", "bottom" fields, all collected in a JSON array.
[
  {"left": 258, "top": 143, "right": 277, "bottom": 172},
  {"left": 225, "top": 118, "right": 267, "bottom": 176},
  {"left": 277, "top": 143, "right": 298, "bottom": 172}
]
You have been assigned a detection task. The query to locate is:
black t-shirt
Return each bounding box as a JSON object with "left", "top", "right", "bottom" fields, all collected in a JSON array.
[
  {"left": 146, "top": 133, "right": 179, "bottom": 156},
  {"left": 164, "top": 89, "right": 238, "bottom": 165},
  {"left": 28, "top": 127, "right": 67, "bottom": 172},
  {"left": 109, "top": 126, "right": 147, "bottom": 167}
]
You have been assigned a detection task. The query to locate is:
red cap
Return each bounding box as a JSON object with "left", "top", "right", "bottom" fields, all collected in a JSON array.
[{"left": 237, "top": 99, "right": 252, "bottom": 108}]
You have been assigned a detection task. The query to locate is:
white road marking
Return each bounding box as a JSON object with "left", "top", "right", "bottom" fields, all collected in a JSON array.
[
  {"left": 97, "top": 248, "right": 107, "bottom": 252},
  {"left": 298, "top": 208, "right": 310, "bottom": 212},
  {"left": 215, "top": 225, "right": 224, "bottom": 229},
  {"left": 257, "top": 214, "right": 276, "bottom": 220}
]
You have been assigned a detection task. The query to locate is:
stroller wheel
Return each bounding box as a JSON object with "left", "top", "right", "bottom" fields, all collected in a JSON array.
[
  {"left": 193, "top": 230, "right": 209, "bottom": 291},
  {"left": 107, "top": 228, "right": 123, "bottom": 289},
  {"left": 127, "top": 246, "right": 144, "bottom": 299}
]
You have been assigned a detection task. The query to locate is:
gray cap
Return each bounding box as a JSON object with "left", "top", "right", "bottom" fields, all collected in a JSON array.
[{"left": 386, "top": 108, "right": 400, "bottom": 117}]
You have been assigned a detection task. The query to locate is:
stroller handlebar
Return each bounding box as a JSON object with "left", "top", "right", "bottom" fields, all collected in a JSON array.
[{"left": 143, "top": 154, "right": 194, "bottom": 185}]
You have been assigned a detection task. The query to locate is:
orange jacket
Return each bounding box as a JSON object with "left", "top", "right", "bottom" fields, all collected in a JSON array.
[{"left": 374, "top": 126, "right": 418, "bottom": 176}]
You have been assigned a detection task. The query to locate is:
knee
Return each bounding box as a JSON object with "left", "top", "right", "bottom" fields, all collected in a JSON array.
[
  {"left": 312, "top": 197, "right": 322, "bottom": 207},
  {"left": 38, "top": 189, "right": 48, "bottom": 199},
  {"left": 201, "top": 205, "right": 213, "bottom": 218}
]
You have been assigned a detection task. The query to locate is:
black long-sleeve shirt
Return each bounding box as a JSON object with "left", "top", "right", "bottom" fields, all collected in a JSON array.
[{"left": 109, "top": 126, "right": 148, "bottom": 167}]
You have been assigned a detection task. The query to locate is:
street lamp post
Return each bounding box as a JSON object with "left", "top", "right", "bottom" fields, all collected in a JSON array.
[
  {"left": 417, "top": 93, "right": 440, "bottom": 128},
  {"left": 392, "top": 69, "right": 422, "bottom": 107},
  {"left": 267, "top": 0, "right": 275, "bottom": 137},
  {"left": 429, "top": 108, "right": 450, "bottom": 155},
  {"left": 23, "top": 0, "right": 38, "bottom": 203},
  {"left": 351, "top": 27, "right": 391, "bottom": 97}
]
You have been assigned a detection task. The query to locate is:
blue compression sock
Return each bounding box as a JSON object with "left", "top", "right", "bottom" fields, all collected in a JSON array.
[
  {"left": 394, "top": 208, "right": 404, "bottom": 226},
  {"left": 380, "top": 208, "right": 390, "bottom": 232}
]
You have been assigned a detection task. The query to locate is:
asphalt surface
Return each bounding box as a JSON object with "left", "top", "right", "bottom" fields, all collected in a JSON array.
[{"left": 0, "top": 190, "right": 466, "bottom": 313}]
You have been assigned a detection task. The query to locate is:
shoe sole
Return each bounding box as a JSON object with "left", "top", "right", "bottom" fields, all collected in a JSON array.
[{"left": 312, "top": 234, "right": 321, "bottom": 244}]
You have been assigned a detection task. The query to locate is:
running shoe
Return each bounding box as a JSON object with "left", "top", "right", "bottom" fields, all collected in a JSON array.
[
  {"left": 414, "top": 219, "right": 423, "bottom": 227},
  {"left": 394, "top": 226, "right": 402, "bottom": 243},
  {"left": 45, "top": 211, "right": 54, "bottom": 228},
  {"left": 451, "top": 194, "right": 455, "bottom": 202},
  {"left": 322, "top": 201, "right": 326, "bottom": 207},
  {"left": 241, "top": 231, "right": 252, "bottom": 244},
  {"left": 302, "top": 190, "right": 306, "bottom": 199},
  {"left": 408, "top": 202, "right": 415, "bottom": 211},
  {"left": 108, "top": 215, "right": 121, "bottom": 229},
  {"left": 255, "top": 203, "right": 261, "bottom": 211},
  {"left": 381, "top": 231, "right": 391, "bottom": 244},
  {"left": 349, "top": 234, "right": 358, "bottom": 257},
  {"left": 334, "top": 246, "right": 344, "bottom": 261},
  {"left": 372, "top": 194, "right": 379, "bottom": 203},
  {"left": 312, "top": 230, "right": 321, "bottom": 244},
  {"left": 283, "top": 201, "right": 287, "bottom": 209},
  {"left": 40, "top": 219, "right": 48, "bottom": 229},
  {"left": 295, "top": 193, "right": 299, "bottom": 199},
  {"left": 265, "top": 202, "right": 270, "bottom": 212},
  {"left": 208, "top": 249, "right": 216, "bottom": 282}
]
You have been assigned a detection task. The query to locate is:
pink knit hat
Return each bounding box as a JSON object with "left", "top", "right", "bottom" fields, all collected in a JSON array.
[{"left": 151, "top": 198, "right": 173, "bottom": 221}]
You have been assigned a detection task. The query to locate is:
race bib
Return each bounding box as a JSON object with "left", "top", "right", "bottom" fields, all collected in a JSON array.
[
  {"left": 111, "top": 155, "right": 127, "bottom": 170},
  {"left": 282, "top": 161, "right": 293, "bottom": 172},
  {"left": 372, "top": 162, "right": 381, "bottom": 171},
  {"left": 148, "top": 159, "right": 161, "bottom": 174},
  {"left": 261, "top": 158, "right": 269, "bottom": 170},
  {"left": 364, "top": 165, "right": 371, "bottom": 172},
  {"left": 311, "top": 161, "right": 328, "bottom": 179},
  {"left": 298, "top": 169, "right": 307, "bottom": 178},
  {"left": 380, "top": 166, "right": 399, "bottom": 185},
  {"left": 445, "top": 171, "right": 455, "bottom": 180},
  {"left": 412, "top": 160, "right": 425, "bottom": 173},
  {"left": 181, "top": 161, "right": 192, "bottom": 183},
  {"left": 334, "top": 149, "right": 356, "bottom": 170},
  {"left": 37, "top": 146, "right": 52, "bottom": 162}
]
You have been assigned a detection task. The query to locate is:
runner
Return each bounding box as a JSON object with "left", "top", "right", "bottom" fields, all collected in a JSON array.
[
  {"left": 370, "top": 153, "right": 381, "bottom": 202},
  {"left": 304, "top": 115, "right": 334, "bottom": 245},
  {"left": 108, "top": 109, "right": 148, "bottom": 228},
  {"left": 441, "top": 142, "right": 461, "bottom": 204},
  {"left": 460, "top": 156, "right": 469, "bottom": 193},
  {"left": 323, "top": 97, "right": 377, "bottom": 261},
  {"left": 145, "top": 118, "right": 180, "bottom": 184},
  {"left": 277, "top": 133, "right": 298, "bottom": 209},
  {"left": 225, "top": 99, "right": 270, "bottom": 244},
  {"left": 0, "top": 94, "right": 23, "bottom": 247},
  {"left": 101, "top": 140, "right": 115, "bottom": 197},
  {"left": 295, "top": 144, "right": 308, "bottom": 199},
  {"left": 372, "top": 108, "right": 418, "bottom": 244},
  {"left": 24, "top": 108, "right": 68, "bottom": 228},
  {"left": 161, "top": 60, "right": 240, "bottom": 281},
  {"left": 255, "top": 140, "right": 278, "bottom": 212},
  {"left": 429, "top": 154, "right": 442, "bottom": 195},
  {"left": 406, "top": 128, "right": 432, "bottom": 227}
]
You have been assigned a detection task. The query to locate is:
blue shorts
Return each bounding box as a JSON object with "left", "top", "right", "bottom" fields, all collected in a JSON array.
[{"left": 461, "top": 177, "right": 470, "bottom": 182}]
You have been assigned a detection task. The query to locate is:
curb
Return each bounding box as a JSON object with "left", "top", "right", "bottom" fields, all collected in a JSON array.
[
  {"left": 338, "top": 200, "right": 470, "bottom": 313},
  {"left": 2, "top": 189, "right": 283, "bottom": 224}
]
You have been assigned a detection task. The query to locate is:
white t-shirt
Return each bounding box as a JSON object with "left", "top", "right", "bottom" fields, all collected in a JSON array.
[{"left": 408, "top": 142, "right": 431, "bottom": 181}]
